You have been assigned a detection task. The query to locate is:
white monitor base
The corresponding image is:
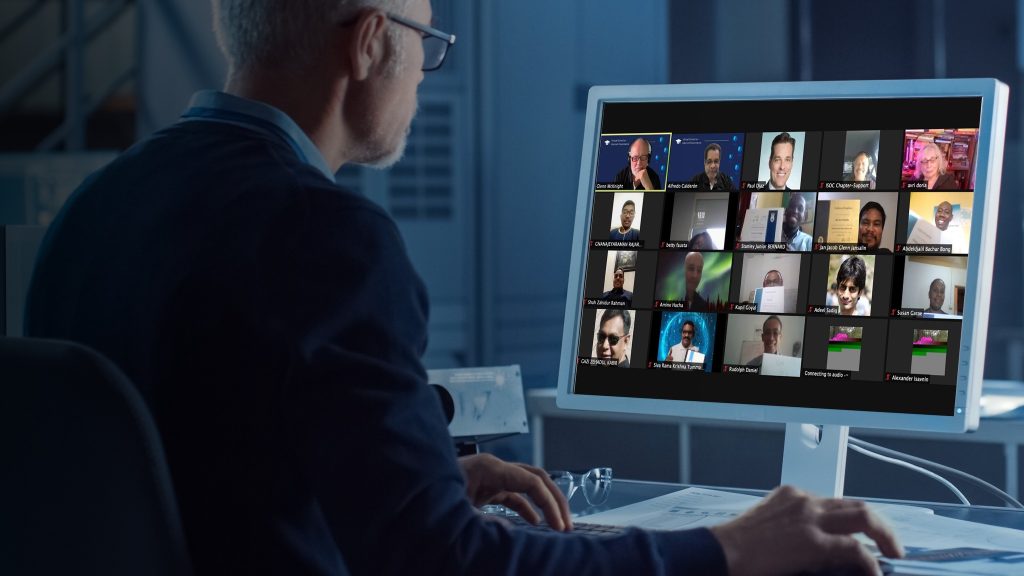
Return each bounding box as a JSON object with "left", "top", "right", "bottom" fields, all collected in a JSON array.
[{"left": 780, "top": 423, "right": 849, "bottom": 498}]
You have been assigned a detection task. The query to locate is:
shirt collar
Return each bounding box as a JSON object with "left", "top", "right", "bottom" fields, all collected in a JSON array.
[{"left": 181, "top": 90, "right": 336, "bottom": 182}]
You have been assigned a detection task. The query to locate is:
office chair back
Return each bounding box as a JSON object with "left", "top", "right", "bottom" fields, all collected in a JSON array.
[{"left": 0, "top": 337, "right": 193, "bottom": 575}]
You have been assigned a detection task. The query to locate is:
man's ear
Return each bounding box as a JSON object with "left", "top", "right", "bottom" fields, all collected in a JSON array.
[{"left": 346, "top": 10, "right": 389, "bottom": 81}]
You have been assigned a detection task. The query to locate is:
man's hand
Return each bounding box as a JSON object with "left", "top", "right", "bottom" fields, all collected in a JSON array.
[
  {"left": 666, "top": 350, "right": 674, "bottom": 362},
  {"left": 636, "top": 168, "right": 654, "bottom": 190},
  {"left": 709, "top": 485, "right": 903, "bottom": 576},
  {"left": 459, "top": 453, "right": 573, "bottom": 531}
]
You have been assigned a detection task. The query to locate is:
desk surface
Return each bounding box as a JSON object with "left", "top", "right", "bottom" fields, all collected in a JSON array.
[{"left": 575, "top": 479, "right": 1024, "bottom": 531}]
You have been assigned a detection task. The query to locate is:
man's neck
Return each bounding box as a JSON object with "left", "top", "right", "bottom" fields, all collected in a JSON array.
[{"left": 225, "top": 68, "right": 352, "bottom": 172}]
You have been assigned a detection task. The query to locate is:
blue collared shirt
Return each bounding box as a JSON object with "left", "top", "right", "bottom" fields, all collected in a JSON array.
[{"left": 181, "top": 90, "right": 336, "bottom": 182}]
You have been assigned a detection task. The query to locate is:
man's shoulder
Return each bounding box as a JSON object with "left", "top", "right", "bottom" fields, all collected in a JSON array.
[
  {"left": 80, "top": 121, "right": 401, "bottom": 258},
  {"left": 150, "top": 122, "right": 389, "bottom": 221}
]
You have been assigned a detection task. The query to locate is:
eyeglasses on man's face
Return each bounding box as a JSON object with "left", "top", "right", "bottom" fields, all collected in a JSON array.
[
  {"left": 387, "top": 13, "right": 456, "bottom": 72},
  {"left": 596, "top": 331, "right": 624, "bottom": 346}
]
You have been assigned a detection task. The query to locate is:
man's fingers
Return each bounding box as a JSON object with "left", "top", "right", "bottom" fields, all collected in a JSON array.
[
  {"left": 491, "top": 492, "right": 541, "bottom": 525},
  {"left": 819, "top": 504, "right": 903, "bottom": 558},
  {"left": 510, "top": 469, "right": 568, "bottom": 531},
  {"left": 516, "top": 464, "right": 573, "bottom": 529},
  {"left": 822, "top": 535, "right": 883, "bottom": 576}
]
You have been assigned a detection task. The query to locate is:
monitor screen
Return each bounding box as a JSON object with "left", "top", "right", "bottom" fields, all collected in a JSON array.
[{"left": 558, "top": 80, "right": 1008, "bottom": 433}]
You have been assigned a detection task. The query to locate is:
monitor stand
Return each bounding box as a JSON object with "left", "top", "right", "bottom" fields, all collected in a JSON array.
[{"left": 780, "top": 423, "right": 849, "bottom": 498}]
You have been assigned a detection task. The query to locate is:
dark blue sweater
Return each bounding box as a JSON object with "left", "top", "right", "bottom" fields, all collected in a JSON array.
[{"left": 25, "top": 99, "right": 727, "bottom": 576}]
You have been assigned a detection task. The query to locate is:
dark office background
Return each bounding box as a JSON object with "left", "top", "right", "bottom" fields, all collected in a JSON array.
[{"left": 2, "top": 0, "right": 1021, "bottom": 464}]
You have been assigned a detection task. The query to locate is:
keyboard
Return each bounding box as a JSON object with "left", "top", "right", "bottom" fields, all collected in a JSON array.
[{"left": 504, "top": 515, "right": 626, "bottom": 536}]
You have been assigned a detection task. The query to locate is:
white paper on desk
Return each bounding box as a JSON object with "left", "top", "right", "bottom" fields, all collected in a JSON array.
[
  {"left": 581, "top": 487, "right": 762, "bottom": 531},
  {"left": 586, "top": 488, "right": 1024, "bottom": 575},
  {"left": 868, "top": 504, "right": 1024, "bottom": 575}
]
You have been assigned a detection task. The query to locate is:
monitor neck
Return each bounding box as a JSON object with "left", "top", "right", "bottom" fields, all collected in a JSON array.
[{"left": 780, "top": 423, "right": 849, "bottom": 498}]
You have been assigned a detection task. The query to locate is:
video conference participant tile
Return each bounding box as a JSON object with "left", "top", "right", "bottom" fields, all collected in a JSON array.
[
  {"left": 900, "top": 191, "right": 973, "bottom": 255},
  {"left": 589, "top": 191, "right": 665, "bottom": 248},
  {"left": 665, "top": 191, "right": 732, "bottom": 250},
  {"left": 901, "top": 129, "right": 978, "bottom": 191},
  {"left": 806, "top": 253, "right": 895, "bottom": 318},
  {"left": 896, "top": 256, "right": 968, "bottom": 319},
  {"left": 734, "top": 191, "right": 817, "bottom": 252},
  {"left": 653, "top": 251, "right": 733, "bottom": 312},
  {"left": 653, "top": 311, "right": 717, "bottom": 372},
  {"left": 801, "top": 317, "right": 890, "bottom": 381},
  {"left": 594, "top": 133, "right": 670, "bottom": 191},
  {"left": 665, "top": 133, "right": 744, "bottom": 191},
  {"left": 722, "top": 313, "right": 805, "bottom": 377},
  {"left": 732, "top": 253, "right": 805, "bottom": 314},
  {"left": 815, "top": 129, "right": 906, "bottom": 191},
  {"left": 813, "top": 192, "right": 898, "bottom": 253},
  {"left": 885, "top": 319, "right": 962, "bottom": 385},
  {"left": 578, "top": 308, "right": 651, "bottom": 370}
]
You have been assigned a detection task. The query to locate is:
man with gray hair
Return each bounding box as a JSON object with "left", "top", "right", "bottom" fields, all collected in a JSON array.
[{"left": 26, "top": 1, "right": 902, "bottom": 574}]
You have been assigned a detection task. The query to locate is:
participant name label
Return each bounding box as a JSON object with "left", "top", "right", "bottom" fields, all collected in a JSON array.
[
  {"left": 887, "top": 372, "right": 931, "bottom": 383},
  {"left": 667, "top": 183, "right": 699, "bottom": 190},
  {"left": 579, "top": 358, "right": 622, "bottom": 367},
  {"left": 731, "top": 303, "right": 758, "bottom": 312},
  {"left": 897, "top": 244, "right": 953, "bottom": 254},
  {"left": 815, "top": 243, "right": 866, "bottom": 252},
  {"left": 807, "top": 305, "right": 840, "bottom": 315},
  {"left": 723, "top": 364, "right": 759, "bottom": 374},
  {"left": 595, "top": 183, "right": 625, "bottom": 190},
  {"left": 803, "top": 369, "right": 852, "bottom": 379},
  {"left": 650, "top": 361, "right": 704, "bottom": 371},
  {"left": 584, "top": 299, "right": 628, "bottom": 307},
  {"left": 735, "top": 242, "right": 787, "bottom": 251},
  {"left": 818, "top": 181, "right": 872, "bottom": 191},
  {"left": 592, "top": 240, "right": 643, "bottom": 249}
]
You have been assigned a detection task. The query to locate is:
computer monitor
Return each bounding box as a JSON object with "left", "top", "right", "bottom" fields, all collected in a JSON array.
[{"left": 556, "top": 79, "right": 1008, "bottom": 497}]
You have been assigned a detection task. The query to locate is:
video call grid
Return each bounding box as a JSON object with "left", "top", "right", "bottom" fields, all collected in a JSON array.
[{"left": 579, "top": 121, "right": 979, "bottom": 390}]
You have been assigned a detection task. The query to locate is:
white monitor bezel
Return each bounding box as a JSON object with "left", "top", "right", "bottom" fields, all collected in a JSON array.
[{"left": 556, "top": 79, "right": 1008, "bottom": 433}]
